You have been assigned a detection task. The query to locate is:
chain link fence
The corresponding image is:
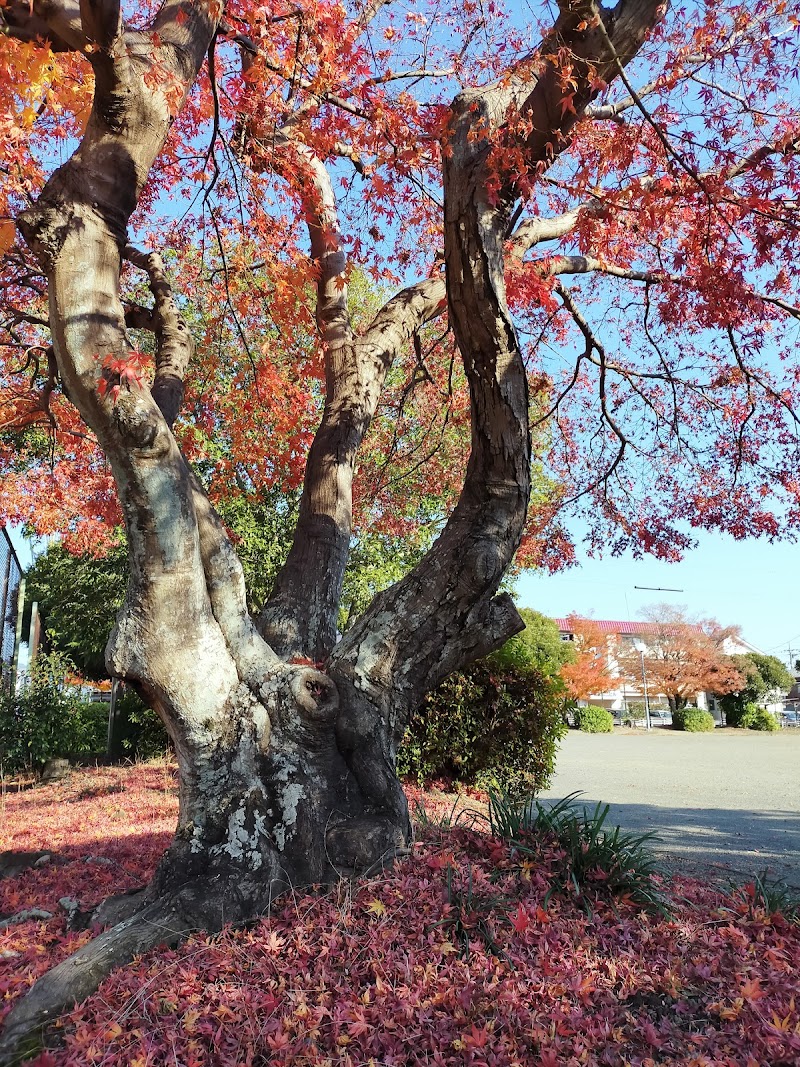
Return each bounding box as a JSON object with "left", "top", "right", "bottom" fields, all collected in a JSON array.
[{"left": 0, "top": 526, "right": 22, "bottom": 691}]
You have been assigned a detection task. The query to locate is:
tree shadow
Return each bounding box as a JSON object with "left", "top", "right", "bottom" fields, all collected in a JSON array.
[{"left": 555, "top": 797, "right": 800, "bottom": 886}]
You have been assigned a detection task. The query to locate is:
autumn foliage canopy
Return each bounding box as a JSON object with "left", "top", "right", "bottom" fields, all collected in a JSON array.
[{"left": 1, "top": 0, "right": 800, "bottom": 566}]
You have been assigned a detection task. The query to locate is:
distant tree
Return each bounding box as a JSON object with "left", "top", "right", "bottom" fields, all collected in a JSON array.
[
  {"left": 559, "top": 615, "right": 618, "bottom": 702},
  {"left": 495, "top": 608, "right": 576, "bottom": 678},
  {"left": 718, "top": 652, "right": 794, "bottom": 726},
  {"left": 25, "top": 541, "right": 127, "bottom": 680},
  {"left": 618, "top": 604, "right": 744, "bottom": 714}
]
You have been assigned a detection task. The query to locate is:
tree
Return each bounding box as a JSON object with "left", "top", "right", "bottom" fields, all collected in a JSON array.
[
  {"left": 718, "top": 652, "right": 794, "bottom": 726},
  {"left": 560, "top": 615, "right": 619, "bottom": 701},
  {"left": 500, "top": 608, "right": 576, "bottom": 678},
  {"left": 25, "top": 540, "right": 128, "bottom": 680},
  {"left": 617, "top": 604, "right": 744, "bottom": 714},
  {"left": 1, "top": 0, "right": 800, "bottom": 1054}
]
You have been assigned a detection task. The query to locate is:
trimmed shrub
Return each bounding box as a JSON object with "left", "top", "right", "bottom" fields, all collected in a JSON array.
[
  {"left": 397, "top": 659, "right": 568, "bottom": 798},
  {"left": 739, "top": 703, "right": 780, "bottom": 732},
  {"left": 574, "top": 705, "right": 614, "bottom": 733},
  {"left": 672, "top": 707, "right": 715, "bottom": 732}
]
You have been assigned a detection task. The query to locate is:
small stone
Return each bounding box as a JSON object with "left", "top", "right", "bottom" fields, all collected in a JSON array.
[
  {"left": 84, "top": 855, "right": 113, "bottom": 866},
  {"left": 40, "top": 758, "right": 72, "bottom": 783},
  {"left": 33, "top": 854, "right": 51, "bottom": 868},
  {"left": 58, "top": 897, "right": 80, "bottom": 922}
]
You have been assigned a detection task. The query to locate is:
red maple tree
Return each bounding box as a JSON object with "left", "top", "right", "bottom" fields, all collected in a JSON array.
[
  {"left": 1, "top": 0, "right": 800, "bottom": 1054},
  {"left": 616, "top": 604, "right": 746, "bottom": 713},
  {"left": 560, "top": 615, "right": 620, "bottom": 701}
]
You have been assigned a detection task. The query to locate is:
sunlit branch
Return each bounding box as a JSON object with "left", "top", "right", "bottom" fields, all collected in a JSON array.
[
  {"left": 0, "top": 0, "right": 87, "bottom": 51},
  {"left": 537, "top": 255, "right": 668, "bottom": 283},
  {"left": 369, "top": 66, "right": 456, "bottom": 84},
  {"left": 585, "top": 75, "right": 664, "bottom": 121},
  {"left": 355, "top": 0, "right": 393, "bottom": 30},
  {"left": 757, "top": 294, "right": 800, "bottom": 320},
  {"left": 123, "top": 245, "right": 194, "bottom": 428}
]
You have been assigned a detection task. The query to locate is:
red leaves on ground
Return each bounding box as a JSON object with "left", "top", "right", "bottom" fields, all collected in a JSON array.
[{"left": 1, "top": 764, "right": 799, "bottom": 1066}]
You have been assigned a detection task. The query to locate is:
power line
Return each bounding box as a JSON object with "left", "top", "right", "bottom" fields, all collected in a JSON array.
[{"left": 634, "top": 586, "right": 684, "bottom": 592}]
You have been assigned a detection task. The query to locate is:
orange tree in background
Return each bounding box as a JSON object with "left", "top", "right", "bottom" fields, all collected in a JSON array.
[
  {"left": 617, "top": 604, "right": 745, "bottom": 713},
  {"left": 560, "top": 615, "right": 620, "bottom": 702},
  {"left": 1, "top": 0, "right": 800, "bottom": 1054}
]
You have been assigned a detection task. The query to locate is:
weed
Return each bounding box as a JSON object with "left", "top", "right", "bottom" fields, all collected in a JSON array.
[
  {"left": 489, "top": 787, "right": 670, "bottom": 916},
  {"left": 728, "top": 870, "right": 800, "bottom": 925},
  {"left": 428, "top": 863, "right": 509, "bottom": 962},
  {"left": 411, "top": 794, "right": 483, "bottom": 831}
]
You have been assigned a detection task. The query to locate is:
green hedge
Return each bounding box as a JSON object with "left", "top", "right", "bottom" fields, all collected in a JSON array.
[
  {"left": 574, "top": 705, "right": 615, "bottom": 733},
  {"left": 397, "top": 658, "right": 568, "bottom": 798},
  {"left": 0, "top": 654, "right": 106, "bottom": 773},
  {"left": 739, "top": 703, "right": 779, "bottom": 732},
  {"left": 0, "top": 652, "right": 169, "bottom": 774},
  {"left": 672, "top": 707, "right": 716, "bottom": 732}
]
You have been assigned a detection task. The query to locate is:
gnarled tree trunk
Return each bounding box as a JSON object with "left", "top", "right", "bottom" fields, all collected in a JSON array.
[{"left": 0, "top": 0, "right": 666, "bottom": 1060}]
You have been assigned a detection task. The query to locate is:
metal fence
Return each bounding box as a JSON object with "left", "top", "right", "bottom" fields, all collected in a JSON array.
[{"left": 0, "top": 526, "right": 22, "bottom": 690}]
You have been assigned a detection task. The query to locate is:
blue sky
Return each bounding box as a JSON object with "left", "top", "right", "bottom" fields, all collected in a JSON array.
[{"left": 515, "top": 530, "right": 800, "bottom": 667}]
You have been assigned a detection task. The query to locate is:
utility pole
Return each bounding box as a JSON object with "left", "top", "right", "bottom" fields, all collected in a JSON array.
[{"left": 9, "top": 578, "right": 25, "bottom": 695}]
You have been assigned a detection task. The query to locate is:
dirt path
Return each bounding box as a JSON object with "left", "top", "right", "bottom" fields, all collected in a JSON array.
[{"left": 538, "top": 728, "right": 800, "bottom": 887}]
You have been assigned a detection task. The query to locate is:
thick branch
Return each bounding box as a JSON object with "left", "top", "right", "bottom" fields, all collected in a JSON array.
[
  {"left": 0, "top": 0, "right": 87, "bottom": 51},
  {"left": 536, "top": 254, "right": 665, "bottom": 282},
  {"left": 507, "top": 207, "right": 585, "bottom": 255},
  {"left": 124, "top": 245, "right": 193, "bottom": 428},
  {"left": 188, "top": 475, "right": 280, "bottom": 686},
  {"left": 329, "top": 0, "right": 668, "bottom": 732},
  {"left": 16, "top": 1, "right": 237, "bottom": 736},
  {"left": 258, "top": 275, "right": 447, "bottom": 659},
  {"left": 245, "top": 126, "right": 353, "bottom": 657}
]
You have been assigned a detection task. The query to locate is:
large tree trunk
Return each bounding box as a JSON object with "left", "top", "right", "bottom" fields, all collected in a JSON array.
[{"left": 0, "top": 0, "right": 666, "bottom": 1060}]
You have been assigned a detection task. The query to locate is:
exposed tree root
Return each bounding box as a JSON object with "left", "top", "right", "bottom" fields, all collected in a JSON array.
[
  {"left": 0, "top": 896, "right": 193, "bottom": 1065},
  {"left": 0, "top": 864, "right": 289, "bottom": 1066},
  {"left": 0, "top": 840, "right": 407, "bottom": 1065}
]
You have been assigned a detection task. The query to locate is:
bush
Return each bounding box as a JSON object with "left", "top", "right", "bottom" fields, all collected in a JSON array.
[
  {"left": 574, "top": 705, "right": 614, "bottom": 733},
  {"left": 0, "top": 654, "right": 170, "bottom": 774},
  {"left": 739, "top": 703, "right": 779, "bottom": 732},
  {"left": 397, "top": 659, "right": 568, "bottom": 798},
  {"left": 108, "top": 688, "right": 170, "bottom": 759},
  {"left": 672, "top": 707, "right": 715, "bottom": 732},
  {"left": 0, "top": 652, "right": 107, "bottom": 773}
]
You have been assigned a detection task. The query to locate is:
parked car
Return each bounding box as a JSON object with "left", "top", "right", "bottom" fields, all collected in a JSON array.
[{"left": 648, "top": 709, "right": 673, "bottom": 725}]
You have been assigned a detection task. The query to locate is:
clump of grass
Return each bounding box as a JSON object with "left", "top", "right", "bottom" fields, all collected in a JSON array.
[
  {"left": 427, "top": 863, "right": 509, "bottom": 961},
  {"left": 411, "top": 794, "right": 483, "bottom": 831},
  {"left": 488, "top": 787, "right": 670, "bottom": 916},
  {"left": 728, "top": 870, "right": 800, "bottom": 925}
]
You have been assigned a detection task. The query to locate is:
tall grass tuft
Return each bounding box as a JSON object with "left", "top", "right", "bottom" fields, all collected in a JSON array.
[{"left": 489, "top": 788, "right": 670, "bottom": 916}]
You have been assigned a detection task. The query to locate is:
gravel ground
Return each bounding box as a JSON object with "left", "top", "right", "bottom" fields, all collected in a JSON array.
[{"left": 538, "top": 728, "right": 800, "bottom": 886}]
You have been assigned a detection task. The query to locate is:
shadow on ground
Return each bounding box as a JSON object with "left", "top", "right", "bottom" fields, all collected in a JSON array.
[{"left": 551, "top": 797, "right": 800, "bottom": 887}]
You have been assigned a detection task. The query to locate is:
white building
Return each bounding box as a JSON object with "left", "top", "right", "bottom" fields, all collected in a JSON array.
[{"left": 553, "top": 617, "right": 766, "bottom": 723}]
